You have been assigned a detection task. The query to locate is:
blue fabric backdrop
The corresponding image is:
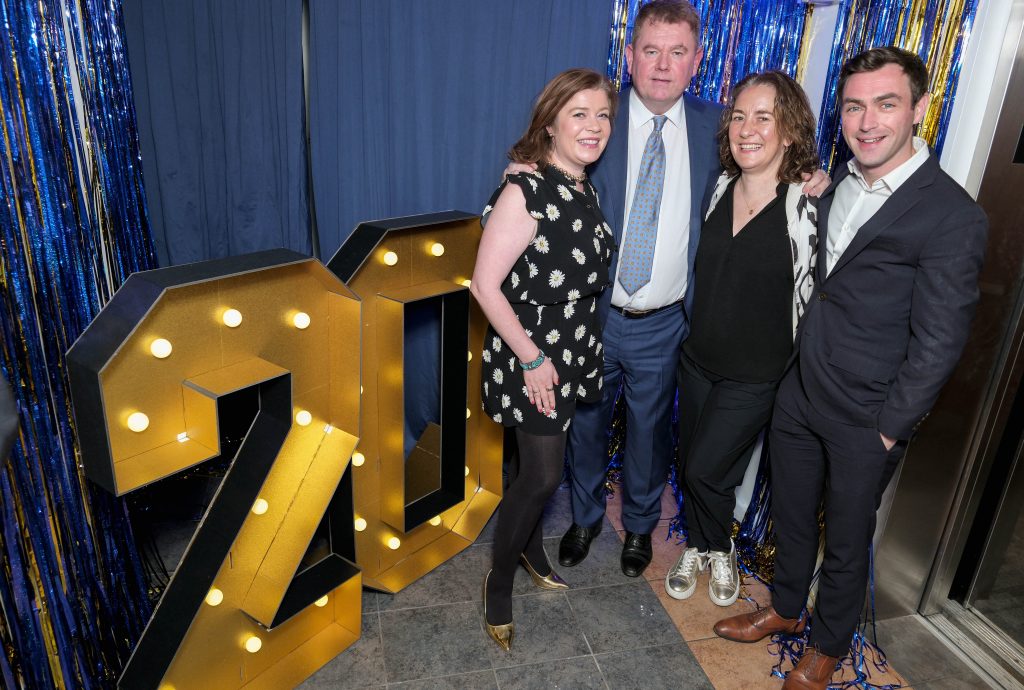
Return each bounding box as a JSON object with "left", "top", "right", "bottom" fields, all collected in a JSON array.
[
  {"left": 314, "top": 0, "right": 613, "bottom": 448},
  {"left": 124, "top": 0, "right": 614, "bottom": 266},
  {"left": 123, "top": 0, "right": 309, "bottom": 265},
  {"left": 307, "top": 0, "right": 614, "bottom": 257}
]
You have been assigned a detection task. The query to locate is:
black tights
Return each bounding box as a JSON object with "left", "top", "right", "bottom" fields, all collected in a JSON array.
[{"left": 486, "top": 428, "right": 566, "bottom": 625}]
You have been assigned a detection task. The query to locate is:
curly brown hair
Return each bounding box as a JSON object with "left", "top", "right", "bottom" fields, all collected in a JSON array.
[
  {"left": 717, "top": 71, "right": 819, "bottom": 184},
  {"left": 508, "top": 68, "right": 618, "bottom": 166}
]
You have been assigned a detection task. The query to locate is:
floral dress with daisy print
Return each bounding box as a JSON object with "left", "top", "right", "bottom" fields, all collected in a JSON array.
[{"left": 479, "top": 166, "right": 613, "bottom": 435}]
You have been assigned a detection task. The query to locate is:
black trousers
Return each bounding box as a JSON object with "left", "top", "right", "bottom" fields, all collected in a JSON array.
[
  {"left": 770, "top": 369, "right": 905, "bottom": 658},
  {"left": 677, "top": 353, "right": 778, "bottom": 553}
]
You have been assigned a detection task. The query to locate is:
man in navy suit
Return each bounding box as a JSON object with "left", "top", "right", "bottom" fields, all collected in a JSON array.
[
  {"left": 555, "top": 0, "right": 724, "bottom": 578},
  {"left": 713, "top": 47, "right": 988, "bottom": 690}
]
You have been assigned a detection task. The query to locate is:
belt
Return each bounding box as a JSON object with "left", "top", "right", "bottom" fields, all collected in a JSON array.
[{"left": 610, "top": 300, "right": 682, "bottom": 320}]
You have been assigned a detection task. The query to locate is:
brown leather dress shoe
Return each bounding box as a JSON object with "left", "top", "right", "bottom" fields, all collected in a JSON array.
[
  {"left": 782, "top": 647, "right": 839, "bottom": 689},
  {"left": 713, "top": 605, "right": 806, "bottom": 642}
]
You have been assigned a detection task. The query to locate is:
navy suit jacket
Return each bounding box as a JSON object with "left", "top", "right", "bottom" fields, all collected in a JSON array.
[
  {"left": 792, "top": 153, "right": 988, "bottom": 440},
  {"left": 587, "top": 90, "right": 724, "bottom": 336}
]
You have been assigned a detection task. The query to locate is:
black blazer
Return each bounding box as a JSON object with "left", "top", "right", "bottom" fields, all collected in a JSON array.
[
  {"left": 792, "top": 153, "right": 988, "bottom": 440},
  {"left": 587, "top": 89, "right": 723, "bottom": 332}
]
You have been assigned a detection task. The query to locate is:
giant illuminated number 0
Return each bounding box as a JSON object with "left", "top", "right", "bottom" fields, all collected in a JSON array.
[{"left": 69, "top": 213, "right": 503, "bottom": 689}]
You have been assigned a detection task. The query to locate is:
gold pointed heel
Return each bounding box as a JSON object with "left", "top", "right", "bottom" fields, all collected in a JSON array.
[
  {"left": 483, "top": 570, "right": 514, "bottom": 652},
  {"left": 519, "top": 554, "right": 569, "bottom": 590}
]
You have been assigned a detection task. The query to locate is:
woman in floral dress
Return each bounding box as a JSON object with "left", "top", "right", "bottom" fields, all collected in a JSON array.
[{"left": 470, "top": 68, "right": 616, "bottom": 651}]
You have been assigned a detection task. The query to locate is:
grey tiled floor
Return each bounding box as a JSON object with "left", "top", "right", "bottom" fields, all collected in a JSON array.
[
  {"left": 146, "top": 479, "right": 1000, "bottom": 687},
  {"left": 299, "top": 485, "right": 712, "bottom": 689},
  {"left": 874, "top": 616, "right": 991, "bottom": 688}
]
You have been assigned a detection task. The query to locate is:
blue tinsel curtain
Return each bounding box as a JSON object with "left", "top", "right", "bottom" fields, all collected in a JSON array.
[
  {"left": 122, "top": 0, "right": 309, "bottom": 266},
  {"left": 607, "top": 0, "right": 812, "bottom": 99},
  {"left": 816, "top": 0, "right": 980, "bottom": 173},
  {"left": 0, "top": 0, "right": 155, "bottom": 686}
]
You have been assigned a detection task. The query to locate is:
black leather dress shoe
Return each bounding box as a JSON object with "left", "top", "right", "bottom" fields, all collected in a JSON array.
[
  {"left": 621, "top": 532, "right": 652, "bottom": 577},
  {"left": 558, "top": 522, "right": 602, "bottom": 567}
]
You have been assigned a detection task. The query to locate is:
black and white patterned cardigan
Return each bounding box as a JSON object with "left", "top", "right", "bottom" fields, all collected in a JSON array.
[{"left": 703, "top": 172, "right": 818, "bottom": 339}]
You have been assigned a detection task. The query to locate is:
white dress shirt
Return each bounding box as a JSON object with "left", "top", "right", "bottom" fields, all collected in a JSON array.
[
  {"left": 825, "top": 137, "right": 930, "bottom": 275},
  {"left": 611, "top": 91, "right": 691, "bottom": 310}
]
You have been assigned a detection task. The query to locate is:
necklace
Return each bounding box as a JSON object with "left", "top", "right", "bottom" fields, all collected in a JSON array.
[
  {"left": 549, "top": 162, "right": 586, "bottom": 185},
  {"left": 736, "top": 180, "right": 773, "bottom": 216}
]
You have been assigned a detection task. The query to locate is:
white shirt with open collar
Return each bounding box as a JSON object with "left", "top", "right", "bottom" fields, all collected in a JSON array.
[{"left": 825, "top": 136, "right": 930, "bottom": 275}]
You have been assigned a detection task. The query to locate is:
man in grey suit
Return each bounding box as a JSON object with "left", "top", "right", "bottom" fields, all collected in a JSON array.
[{"left": 713, "top": 47, "right": 988, "bottom": 690}]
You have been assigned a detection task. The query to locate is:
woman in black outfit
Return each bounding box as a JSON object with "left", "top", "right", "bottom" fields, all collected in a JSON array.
[
  {"left": 663, "top": 71, "right": 821, "bottom": 608},
  {"left": 470, "top": 69, "right": 616, "bottom": 651}
]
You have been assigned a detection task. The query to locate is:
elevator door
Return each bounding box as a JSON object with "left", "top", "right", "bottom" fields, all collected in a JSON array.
[
  {"left": 945, "top": 366, "right": 1024, "bottom": 680},
  {"left": 915, "top": 10, "right": 1024, "bottom": 684}
]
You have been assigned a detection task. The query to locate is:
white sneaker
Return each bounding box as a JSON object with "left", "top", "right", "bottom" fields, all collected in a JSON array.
[
  {"left": 664, "top": 546, "right": 707, "bottom": 600},
  {"left": 707, "top": 541, "right": 739, "bottom": 607}
]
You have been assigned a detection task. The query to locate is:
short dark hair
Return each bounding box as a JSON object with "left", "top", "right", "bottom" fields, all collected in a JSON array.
[
  {"left": 838, "top": 46, "right": 930, "bottom": 105},
  {"left": 632, "top": 0, "right": 701, "bottom": 45},
  {"left": 508, "top": 69, "right": 618, "bottom": 166},
  {"left": 718, "top": 71, "right": 820, "bottom": 184}
]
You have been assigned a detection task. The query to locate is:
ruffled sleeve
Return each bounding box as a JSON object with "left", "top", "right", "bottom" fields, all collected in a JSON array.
[{"left": 481, "top": 171, "right": 549, "bottom": 227}]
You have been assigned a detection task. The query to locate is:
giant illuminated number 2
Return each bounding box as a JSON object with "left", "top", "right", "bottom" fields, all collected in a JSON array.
[{"left": 69, "top": 213, "right": 503, "bottom": 689}]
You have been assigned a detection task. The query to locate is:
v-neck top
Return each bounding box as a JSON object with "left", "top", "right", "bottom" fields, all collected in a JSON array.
[{"left": 683, "top": 178, "right": 794, "bottom": 383}]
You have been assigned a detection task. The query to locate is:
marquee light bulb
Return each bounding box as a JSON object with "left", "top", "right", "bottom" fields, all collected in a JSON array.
[
  {"left": 295, "top": 410, "right": 312, "bottom": 426},
  {"left": 222, "top": 308, "right": 243, "bottom": 328},
  {"left": 251, "top": 498, "right": 269, "bottom": 515},
  {"left": 314, "top": 595, "right": 329, "bottom": 608},
  {"left": 352, "top": 451, "right": 365, "bottom": 467},
  {"left": 354, "top": 517, "right": 367, "bottom": 531},
  {"left": 244, "top": 635, "right": 262, "bottom": 653},
  {"left": 464, "top": 465, "right": 470, "bottom": 477},
  {"left": 430, "top": 242, "right": 445, "bottom": 257},
  {"left": 292, "top": 311, "right": 311, "bottom": 329},
  {"left": 150, "top": 338, "right": 173, "bottom": 358},
  {"left": 466, "top": 408, "right": 471, "bottom": 419},
  {"left": 205, "top": 588, "right": 224, "bottom": 606},
  {"left": 467, "top": 351, "right": 472, "bottom": 362},
  {"left": 459, "top": 279, "right": 471, "bottom": 287},
  {"left": 429, "top": 515, "right": 442, "bottom": 527},
  {"left": 383, "top": 251, "right": 398, "bottom": 266},
  {"left": 126, "top": 412, "right": 149, "bottom": 433},
  {"left": 387, "top": 536, "right": 401, "bottom": 550}
]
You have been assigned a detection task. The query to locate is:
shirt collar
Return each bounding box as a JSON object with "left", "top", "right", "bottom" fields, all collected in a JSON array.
[
  {"left": 846, "top": 136, "right": 930, "bottom": 193},
  {"left": 629, "top": 89, "right": 684, "bottom": 131}
]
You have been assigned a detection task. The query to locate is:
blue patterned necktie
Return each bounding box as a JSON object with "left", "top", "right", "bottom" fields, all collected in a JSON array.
[{"left": 618, "top": 114, "right": 667, "bottom": 295}]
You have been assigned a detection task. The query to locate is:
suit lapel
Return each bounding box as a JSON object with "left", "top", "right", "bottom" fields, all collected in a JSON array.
[
  {"left": 684, "top": 94, "right": 717, "bottom": 214},
  {"left": 598, "top": 90, "right": 632, "bottom": 245},
  {"left": 815, "top": 165, "right": 847, "bottom": 284},
  {"left": 684, "top": 94, "right": 719, "bottom": 273},
  {"left": 827, "top": 155, "right": 938, "bottom": 277}
]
